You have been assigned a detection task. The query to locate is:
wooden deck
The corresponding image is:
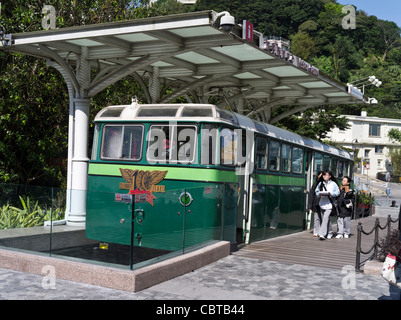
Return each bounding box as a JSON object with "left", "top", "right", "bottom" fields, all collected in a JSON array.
[{"left": 233, "top": 216, "right": 396, "bottom": 270}]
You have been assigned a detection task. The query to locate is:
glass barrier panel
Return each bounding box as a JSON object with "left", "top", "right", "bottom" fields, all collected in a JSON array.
[{"left": 0, "top": 183, "right": 64, "bottom": 253}]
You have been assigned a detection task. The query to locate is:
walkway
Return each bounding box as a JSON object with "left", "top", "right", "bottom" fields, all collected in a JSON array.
[{"left": 233, "top": 215, "right": 393, "bottom": 271}]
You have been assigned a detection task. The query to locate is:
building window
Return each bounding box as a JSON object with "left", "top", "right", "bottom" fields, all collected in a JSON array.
[
  {"left": 378, "top": 159, "right": 382, "bottom": 169},
  {"left": 364, "top": 149, "right": 370, "bottom": 158},
  {"left": 375, "top": 145, "right": 383, "bottom": 154},
  {"left": 369, "top": 124, "right": 381, "bottom": 137}
]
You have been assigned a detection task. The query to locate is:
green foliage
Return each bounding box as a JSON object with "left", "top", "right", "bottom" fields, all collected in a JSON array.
[
  {"left": 388, "top": 128, "right": 401, "bottom": 143},
  {"left": 274, "top": 107, "right": 350, "bottom": 141},
  {"left": 356, "top": 190, "right": 374, "bottom": 206},
  {"left": 379, "top": 230, "right": 401, "bottom": 260},
  {"left": 2, "top": 0, "right": 401, "bottom": 185},
  {"left": 0, "top": 196, "right": 64, "bottom": 229},
  {"left": 388, "top": 148, "right": 401, "bottom": 175}
]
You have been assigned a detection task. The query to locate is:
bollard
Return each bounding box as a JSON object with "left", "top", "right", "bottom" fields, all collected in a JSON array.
[
  {"left": 356, "top": 222, "right": 362, "bottom": 272},
  {"left": 373, "top": 218, "right": 380, "bottom": 260},
  {"left": 399, "top": 206, "right": 401, "bottom": 241}
]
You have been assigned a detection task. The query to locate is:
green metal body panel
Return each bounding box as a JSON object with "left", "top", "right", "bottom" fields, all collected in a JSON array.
[
  {"left": 86, "top": 163, "right": 238, "bottom": 251},
  {"left": 250, "top": 166, "right": 306, "bottom": 242}
]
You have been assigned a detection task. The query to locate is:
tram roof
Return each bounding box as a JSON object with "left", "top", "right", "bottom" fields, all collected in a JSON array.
[
  {"left": 0, "top": 10, "right": 365, "bottom": 111},
  {"left": 96, "top": 102, "right": 353, "bottom": 160}
]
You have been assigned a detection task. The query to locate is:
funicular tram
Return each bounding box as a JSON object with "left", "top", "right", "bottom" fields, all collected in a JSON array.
[{"left": 86, "top": 100, "right": 353, "bottom": 251}]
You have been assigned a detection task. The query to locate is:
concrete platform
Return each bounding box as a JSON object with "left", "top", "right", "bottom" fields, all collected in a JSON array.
[
  {"left": 0, "top": 240, "right": 230, "bottom": 292},
  {"left": 363, "top": 260, "right": 383, "bottom": 276},
  {"left": 0, "top": 225, "right": 96, "bottom": 251}
]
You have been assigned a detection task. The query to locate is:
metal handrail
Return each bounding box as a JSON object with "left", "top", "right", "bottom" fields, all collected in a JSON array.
[{"left": 355, "top": 209, "right": 400, "bottom": 272}]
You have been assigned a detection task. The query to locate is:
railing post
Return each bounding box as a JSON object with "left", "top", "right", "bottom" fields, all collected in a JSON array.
[
  {"left": 399, "top": 206, "right": 401, "bottom": 241},
  {"left": 356, "top": 222, "right": 362, "bottom": 272},
  {"left": 387, "top": 214, "right": 392, "bottom": 238},
  {"left": 373, "top": 218, "right": 380, "bottom": 260}
]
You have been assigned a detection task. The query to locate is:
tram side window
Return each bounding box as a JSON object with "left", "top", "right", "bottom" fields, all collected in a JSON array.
[
  {"left": 220, "top": 128, "right": 237, "bottom": 166},
  {"left": 332, "top": 158, "right": 338, "bottom": 177},
  {"left": 292, "top": 147, "right": 303, "bottom": 174},
  {"left": 147, "top": 125, "right": 197, "bottom": 164},
  {"left": 220, "top": 127, "right": 251, "bottom": 168},
  {"left": 314, "top": 152, "right": 323, "bottom": 174},
  {"left": 338, "top": 160, "right": 344, "bottom": 178},
  {"left": 91, "top": 124, "right": 100, "bottom": 160},
  {"left": 201, "top": 124, "right": 218, "bottom": 165},
  {"left": 281, "top": 143, "right": 291, "bottom": 173},
  {"left": 255, "top": 137, "right": 268, "bottom": 170},
  {"left": 323, "top": 155, "right": 331, "bottom": 171},
  {"left": 101, "top": 125, "right": 143, "bottom": 161},
  {"left": 268, "top": 140, "right": 280, "bottom": 171}
]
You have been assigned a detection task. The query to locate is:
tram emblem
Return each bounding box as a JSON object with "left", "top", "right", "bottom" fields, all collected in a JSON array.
[{"left": 119, "top": 168, "right": 167, "bottom": 206}]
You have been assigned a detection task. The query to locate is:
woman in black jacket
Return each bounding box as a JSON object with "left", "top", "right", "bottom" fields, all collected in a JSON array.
[
  {"left": 308, "top": 171, "right": 323, "bottom": 237},
  {"left": 336, "top": 176, "right": 354, "bottom": 239}
]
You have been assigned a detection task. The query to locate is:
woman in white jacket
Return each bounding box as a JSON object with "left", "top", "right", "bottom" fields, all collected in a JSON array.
[{"left": 315, "top": 170, "right": 340, "bottom": 240}]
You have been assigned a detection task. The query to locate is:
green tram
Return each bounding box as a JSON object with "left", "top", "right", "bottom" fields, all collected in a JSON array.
[{"left": 86, "top": 101, "right": 353, "bottom": 251}]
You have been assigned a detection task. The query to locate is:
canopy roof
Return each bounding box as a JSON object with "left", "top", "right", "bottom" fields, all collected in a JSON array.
[{"left": 0, "top": 10, "right": 365, "bottom": 122}]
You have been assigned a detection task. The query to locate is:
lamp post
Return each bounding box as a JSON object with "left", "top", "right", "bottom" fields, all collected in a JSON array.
[
  {"left": 347, "top": 76, "right": 382, "bottom": 103},
  {"left": 351, "top": 139, "right": 359, "bottom": 173}
]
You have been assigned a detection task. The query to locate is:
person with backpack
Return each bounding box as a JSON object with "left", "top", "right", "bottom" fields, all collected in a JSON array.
[
  {"left": 336, "top": 176, "right": 354, "bottom": 239},
  {"left": 315, "top": 170, "right": 340, "bottom": 240}
]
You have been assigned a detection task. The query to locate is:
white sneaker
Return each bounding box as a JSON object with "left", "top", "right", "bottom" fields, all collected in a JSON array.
[
  {"left": 336, "top": 234, "right": 343, "bottom": 239},
  {"left": 327, "top": 234, "right": 333, "bottom": 239},
  {"left": 344, "top": 234, "right": 349, "bottom": 239}
]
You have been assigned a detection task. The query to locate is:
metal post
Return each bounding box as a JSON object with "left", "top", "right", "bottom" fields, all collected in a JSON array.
[
  {"left": 50, "top": 187, "right": 53, "bottom": 257},
  {"left": 399, "top": 206, "right": 401, "bottom": 241},
  {"left": 130, "top": 196, "right": 135, "bottom": 271},
  {"left": 387, "top": 214, "right": 392, "bottom": 237},
  {"left": 373, "top": 218, "right": 379, "bottom": 260},
  {"left": 356, "top": 222, "right": 362, "bottom": 272},
  {"left": 182, "top": 189, "right": 187, "bottom": 254}
]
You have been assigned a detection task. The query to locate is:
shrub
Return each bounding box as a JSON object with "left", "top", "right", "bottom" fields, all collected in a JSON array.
[
  {"left": 0, "top": 196, "right": 64, "bottom": 229},
  {"left": 378, "top": 229, "right": 401, "bottom": 261}
]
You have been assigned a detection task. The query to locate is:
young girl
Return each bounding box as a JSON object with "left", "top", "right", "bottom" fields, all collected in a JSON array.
[
  {"left": 315, "top": 170, "right": 340, "bottom": 240},
  {"left": 336, "top": 176, "right": 354, "bottom": 239}
]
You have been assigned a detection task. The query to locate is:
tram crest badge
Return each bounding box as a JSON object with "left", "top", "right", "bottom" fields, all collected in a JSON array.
[{"left": 119, "top": 168, "right": 167, "bottom": 206}]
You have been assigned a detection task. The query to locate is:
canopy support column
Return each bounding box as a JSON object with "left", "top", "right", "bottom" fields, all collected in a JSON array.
[
  {"left": 66, "top": 47, "right": 91, "bottom": 226},
  {"left": 66, "top": 98, "right": 90, "bottom": 226}
]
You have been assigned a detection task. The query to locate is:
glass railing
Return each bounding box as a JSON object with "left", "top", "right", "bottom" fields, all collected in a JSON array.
[{"left": 0, "top": 183, "right": 237, "bottom": 270}]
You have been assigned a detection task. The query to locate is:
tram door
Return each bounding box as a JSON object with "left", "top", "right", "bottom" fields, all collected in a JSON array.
[
  {"left": 305, "top": 150, "right": 314, "bottom": 230},
  {"left": 240, "top": 130, "right": 255, "bottom": 245}
]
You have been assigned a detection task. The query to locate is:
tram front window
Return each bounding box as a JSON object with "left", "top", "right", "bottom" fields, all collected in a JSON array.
[
  {"left": 101, "top": 125, "right": 143, "bottom": 161},
  {"left": 147, "top": 125, "right": 197, "bottom": 164}
]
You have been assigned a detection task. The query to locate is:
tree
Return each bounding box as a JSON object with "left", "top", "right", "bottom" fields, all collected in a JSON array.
[
  {"left": 0, "top": 0, "right": 155, "bottom": 186},
  {"left": 290, "top": 31, "right": 316, "bottom": 60},
  {"left": 273, "top": 107, "right": 350, "bottom": 141}
]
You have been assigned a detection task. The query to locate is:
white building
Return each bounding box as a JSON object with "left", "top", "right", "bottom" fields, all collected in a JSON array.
[{"left": 326, "top": 111, "right": 401, "bottom": 178}]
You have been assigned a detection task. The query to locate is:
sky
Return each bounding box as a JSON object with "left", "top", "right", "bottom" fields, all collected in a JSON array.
[{"left": 338, "top": 0, "right": 401, "bottom": 27}]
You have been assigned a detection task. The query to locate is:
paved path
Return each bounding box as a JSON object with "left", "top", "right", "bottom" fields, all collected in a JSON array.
[{"left": 0, "top": 251, "right": 399, "bottom": 300}]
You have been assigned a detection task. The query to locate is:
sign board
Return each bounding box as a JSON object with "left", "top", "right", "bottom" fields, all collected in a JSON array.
[
  {"left": 115, "top": 193, "right": 132, "bottom": 203},
  {"left": 242, "top": 20, "right": 253, "bottom": 42}
]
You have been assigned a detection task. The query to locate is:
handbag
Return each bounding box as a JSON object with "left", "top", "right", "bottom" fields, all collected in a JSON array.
[
  {"left": 322, "top": 185, "right": 339, "bottom": 216},
  {"left": 381, "top": 253, "right": 401, "bottom": 289}
]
